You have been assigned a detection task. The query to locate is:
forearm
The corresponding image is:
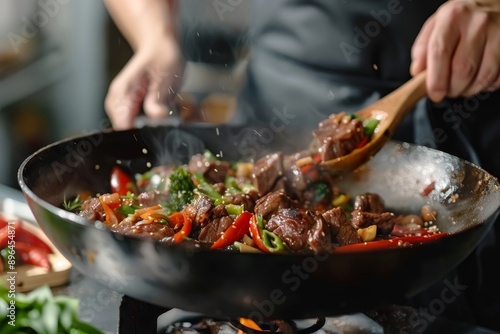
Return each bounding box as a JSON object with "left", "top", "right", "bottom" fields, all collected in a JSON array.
[{"left": 104, "top": 0, "right": 178, "bottom": 50}]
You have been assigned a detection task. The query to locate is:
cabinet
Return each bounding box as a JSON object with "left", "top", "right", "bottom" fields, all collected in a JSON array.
[{"left": 0, "top": 1, "right": 108, "bottom": 187}]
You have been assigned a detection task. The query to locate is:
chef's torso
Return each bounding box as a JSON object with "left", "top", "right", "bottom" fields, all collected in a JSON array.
[{"left": 239, "top": 0, "right": 445, "bottom": 140}]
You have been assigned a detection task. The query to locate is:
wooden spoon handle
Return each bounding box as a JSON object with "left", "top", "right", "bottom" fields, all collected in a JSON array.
[{"left": 381, "top": 71, "right": 427, "bottom": 130}]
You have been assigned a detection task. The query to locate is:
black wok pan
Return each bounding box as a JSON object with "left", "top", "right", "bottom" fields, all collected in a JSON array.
[{"left": 18, "top": 125, "right": 500, "bottom": 321}]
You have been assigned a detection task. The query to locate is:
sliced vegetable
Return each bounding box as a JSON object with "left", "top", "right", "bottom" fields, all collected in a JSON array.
[
  {"left": 333, "top": 232, "right": 448, "bottom": 252},
  {"left": 261, "top": 229, "right": 287, "bottom": 253},
  {"left": 332, "top": 193, "right": 350, "bottom": 208},
  {"left": 356, "top": 136, "right": 370, "bottom": 149},
  {"left": 249, "top": 214, "right": 270, "bottom": 253},
  {"left": 363, "top": 118, "right": 380, "bottom": 136},
  {"left": 249, "top": 214, "right": 287, "bottom": 253},
  {"left": 211, "top": 211, "right": 252, "bottom": 249},
  {"left": 110, "top": 165, "right": 138, "bottom": 196},
  {"left": 170, "top": 212, "right": 192, "bottom": 243},
  {"left": 99, "top": 193, "right": 121, "bottom": 209},
  {"left": 117, "top": 204, "right": 141, "bottom": 216},
  {"left": 0, "top": 221, "right": 53, "bottom": 255},
  {"left": 0, "top": 226, "right": 8, "bottom": 249},
  {"left": 233, "top": 242, "right": 262, "bottom": 253},
  {"left": 225, "top": 204, "right": 244, "bottom": 216},
  {"left": 13, "top": 221, "right": 54, "bottom": 254},
  {"left": 192, "top": 172, "right": 223, "bottom": 203},
  {"left": 100, "top": 201, "right": 118, "bottom": 225},
  {"left": 0, "top": 217, "right": 8, "bottom": 229},
  {"left": 15, "top": 241, "right": 51, "bottom": 270}
]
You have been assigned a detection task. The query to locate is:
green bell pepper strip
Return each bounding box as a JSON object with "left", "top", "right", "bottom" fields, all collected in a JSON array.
[
  {"left": 250, "top": 214, "right": 287, "bottom": 253},
  {"left": 192, "top": 172, "right": 223, "bottom": 204},
  {"left": 261, "top": 230, "right": 287, "bottom": 253},
  {"left": 225, "top": 204, "right": 244, "bottom": 216}
]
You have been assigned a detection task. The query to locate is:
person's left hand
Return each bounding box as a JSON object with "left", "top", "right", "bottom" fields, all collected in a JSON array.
[{"left": 410, "top": 0, "right": 500, "bottom": 102}]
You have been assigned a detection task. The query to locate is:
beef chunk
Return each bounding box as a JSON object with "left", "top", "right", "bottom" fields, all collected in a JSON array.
[
  {"left": 322, "top": 207, "right": 361, "bottom": 246},
  {"left": 254, "top": 191, "right": 296, "bottom": 220},
  {"left": 308, "top": 214, "right": 333, "bottom": 254},
  {"left": 313, "top": 113, "right": 365, "bottom": 161},
  {"left": 266, "top": 208, "right": 314, "bottom": 252},
  {"left": 223, "top": 190, "right": 259, "bottom": 212},
  {"left": 212, "top": 204, "right": 228, "bottom": 218},
  {"left": 188, "top": 153, "right": 233, "bottom": 184},
  {"left": 284, "top": 164, "right": 308, "bottom": 195},
  {"left": 110, "top": 220, "right": 175, "bottom": 240},
  {"left": 182, "top": 195, "right": 214, "bottom": 229},
  {"left": 252, "top": 152, "right": 284, "bottom": 196},
  {"left": 198, "top": 216, "right": 233, "bottom": 243},
  {"left": 79, "top": 197, "right": 104, "bottom": 221},
  {"left": 353, "top": 193, "right": 385, "bottom": 213},
  {"left": 351, "top": 210, "right": 398, "bottom": 235},
  {"left": 138, "top": 191, "right": 170, "bottom": 207}
]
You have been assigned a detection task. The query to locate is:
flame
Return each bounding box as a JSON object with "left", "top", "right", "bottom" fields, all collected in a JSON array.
[{"left": 237, "top": 317, "right": 264, "bottom": 334}]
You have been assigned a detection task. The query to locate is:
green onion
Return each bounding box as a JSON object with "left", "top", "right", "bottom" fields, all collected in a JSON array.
[{"left": 363, "top": 118, "right": 380, "bottom": 136}]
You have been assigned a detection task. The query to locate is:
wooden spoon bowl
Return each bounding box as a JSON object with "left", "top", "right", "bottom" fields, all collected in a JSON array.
[{"left": 320, "top": 71, "right": 427, "bottom": 174}]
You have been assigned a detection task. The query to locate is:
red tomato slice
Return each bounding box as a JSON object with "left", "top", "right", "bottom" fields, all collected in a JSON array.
[{"left": 110, "top": 166, "right": 138, "bottom": 196}]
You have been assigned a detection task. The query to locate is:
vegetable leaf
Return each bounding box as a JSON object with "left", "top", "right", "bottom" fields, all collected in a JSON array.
[
  {"left": 0, "top": 285, "right": 104, "bottom": 334},
  {"left": 167, "top": 167, "right": 196, "bottom": 212},
  {"left": 62, "top": 195, "right": 82, "bottom": 213}
]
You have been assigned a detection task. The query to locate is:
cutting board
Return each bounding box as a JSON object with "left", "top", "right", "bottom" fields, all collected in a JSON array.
[{"left": 1, "top": 211, "right": 72, "bottom": 293}]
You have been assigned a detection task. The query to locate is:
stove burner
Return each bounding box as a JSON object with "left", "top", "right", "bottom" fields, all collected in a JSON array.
[
  {"left": 117, "top": 295, "right": 497, "bottom": 334},
  {"left": 228, "top": 317, "right": 326, "bottom": 334}
]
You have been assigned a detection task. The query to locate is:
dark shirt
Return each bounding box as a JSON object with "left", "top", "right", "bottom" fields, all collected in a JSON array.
[{"left": 237, "top": 0, "right": 500, "bottom": 330}]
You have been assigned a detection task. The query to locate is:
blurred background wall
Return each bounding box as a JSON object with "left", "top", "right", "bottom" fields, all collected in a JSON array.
[{"left": 0, "top": 0, "right": 252, "bottom": 189}]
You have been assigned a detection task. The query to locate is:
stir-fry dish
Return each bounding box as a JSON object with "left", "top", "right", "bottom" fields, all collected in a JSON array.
[{"left": 64, "top": 139, "right": 447, "bottom": 254}]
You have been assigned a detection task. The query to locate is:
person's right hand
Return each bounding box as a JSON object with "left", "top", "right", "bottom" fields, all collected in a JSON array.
[{"left": 105, "top": 37, "right": 184, "bottom": 130}]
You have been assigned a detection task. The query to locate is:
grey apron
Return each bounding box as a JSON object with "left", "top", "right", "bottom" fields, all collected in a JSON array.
[{"left": 236, "top": 0, "right": 500, "bottom": 328}]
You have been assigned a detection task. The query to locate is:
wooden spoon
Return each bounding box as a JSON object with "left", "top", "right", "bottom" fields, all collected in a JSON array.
[{"left": 320, "top": 71, "right": 427, "bottom": 174}]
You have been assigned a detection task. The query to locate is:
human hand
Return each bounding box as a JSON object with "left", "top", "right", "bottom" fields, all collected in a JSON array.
[
  {"left": 105, "top": 38, "right": 184, "bottom": 130},
  {"left": 410, "top": 0, "right": 500, "bottom": 102}
]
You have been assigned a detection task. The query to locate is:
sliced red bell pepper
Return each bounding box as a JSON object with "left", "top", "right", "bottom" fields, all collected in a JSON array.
[
  {"left": 356, "top": 136, "right": 370, "bottom": 149},
  {"left": 0, "top": 226, "right": 8, "bottom": 249},
  {"left": 14, "top": 221, "right": 53, "bottom": 254},
  {"left": 249, "top": 215, "right": 270, "bottom": 253},
  {"left": 333, "top": 232, "right": 448, "bottom": 253},
  {"left": 15, "top": 241, "right": 51, "bottom": 270},
  {"left": 110, "top": 165, "right": 138, "bottom": 196},
  {"left": 171, "top": 212, "right": 192, "bottom": 243},
  {"left": 0, "top": 216, "right": 8, "bottom": 229},
  {"left": 0, "top": 221, "right": 52, "bottom": 254},
  {"left": 311, "top": 152, "right": 322, "bottom": 164},
  {"left": 211, "top": 211, "right": 252, "bottom": 249}
]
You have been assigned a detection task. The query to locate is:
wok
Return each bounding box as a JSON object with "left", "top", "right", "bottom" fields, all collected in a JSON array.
[{"left": 18, "top": 124, "right": 500, "bottom": 320}]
